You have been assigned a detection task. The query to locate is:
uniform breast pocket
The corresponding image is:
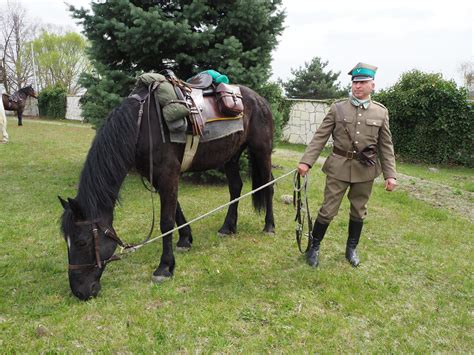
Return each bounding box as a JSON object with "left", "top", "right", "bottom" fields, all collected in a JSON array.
[
  {"left": 343, "top": 115, "right": 354, "bottom": 124},
  {"left": 365, "top": 119, "right": 383, "bottom": 136}
]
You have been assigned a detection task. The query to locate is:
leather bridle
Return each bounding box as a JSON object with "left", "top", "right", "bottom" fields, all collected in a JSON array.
[{"left": 68, "top": 219, "right": 131, "bottom": 270}]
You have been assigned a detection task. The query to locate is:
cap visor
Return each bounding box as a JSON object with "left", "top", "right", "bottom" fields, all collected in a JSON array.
[{"left": 352, "top": 76, "right": 373, "bottom": 82}]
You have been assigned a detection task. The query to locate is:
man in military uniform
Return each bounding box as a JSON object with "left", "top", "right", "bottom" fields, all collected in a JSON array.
[{"left": 297, "top": 62, "right": 397, "bottom": 268}]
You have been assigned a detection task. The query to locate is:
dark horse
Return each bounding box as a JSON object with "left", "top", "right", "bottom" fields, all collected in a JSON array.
[
  {"left": 59, "top": 83, "right": 275, "bottom": 300},
  {"left": 2, "top": 85, "right": 37, "bottom": 126}
]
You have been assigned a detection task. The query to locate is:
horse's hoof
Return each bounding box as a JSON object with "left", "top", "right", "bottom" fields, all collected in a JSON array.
[
  {"left": 263, "top": 226, "right": 275, "bottom": 235},
  {"left": 176, "top": 246, "right": 191, "bottom": 252},
  {"left": 151, "top": 267, "right": 173, "bottom": 284},
  {"left": 151, "top": 274, "right": 172, "bottom": 284},
  {"left": 264, "top": 231, "right": 276, "bottom": 237},
  {"left": 217, "top": 231, "right": 234, "bottom": 238}
]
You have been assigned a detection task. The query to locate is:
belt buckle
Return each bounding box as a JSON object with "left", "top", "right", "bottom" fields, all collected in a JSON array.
[{"left": 347, "top": 151, "right": 355, "bottom": 159}]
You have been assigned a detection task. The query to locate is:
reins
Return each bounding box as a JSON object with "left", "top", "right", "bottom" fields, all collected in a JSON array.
[
  {"left": 69, "top": 169, "right": 299, "bottom": 270},
  {"left": 293, "top": 172, "right": 313, "bottom": 254},
  {"left": 115, "top": 168, "right": 298, "bottom": 259}
]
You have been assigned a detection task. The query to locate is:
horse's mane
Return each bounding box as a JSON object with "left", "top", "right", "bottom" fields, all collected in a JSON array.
[{"left": 74, "top": 97, "right": 140, "bottom": 219}]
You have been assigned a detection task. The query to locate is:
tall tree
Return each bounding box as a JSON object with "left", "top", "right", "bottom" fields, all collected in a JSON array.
[
  {"left": 0, "top": 1, "right": 37, "bottom": 93},
  {"left": 283, "top": 57, "right": 347, "bottom": 99},
  {"left": 32, "top": 31, "right": 91, "bottom": 94},
  {"left": 458, "top": 61, "right": 473, "bottom": 94},
  {"left": 69, "top": 0, "right": 285, "bottom": 127}
]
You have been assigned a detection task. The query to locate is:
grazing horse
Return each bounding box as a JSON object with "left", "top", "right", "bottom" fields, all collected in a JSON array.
[
  {"left": 59, "top": 82, "right": 275, "bottom": 300},
  {"left": 2, "top": 85, "right": 37, "bottom": 126}
]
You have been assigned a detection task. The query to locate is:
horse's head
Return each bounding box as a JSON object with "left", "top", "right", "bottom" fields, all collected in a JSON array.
[
  {"left": 23, "top": 85, "right": 37, "bottom": 99},
  {"left": 59, "top": 196, "right": 119, "bottom": 300}
]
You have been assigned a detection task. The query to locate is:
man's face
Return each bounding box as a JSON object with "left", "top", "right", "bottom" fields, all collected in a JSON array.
[{"left": 351, "top": 79, "right": 375, "bottom": 100}]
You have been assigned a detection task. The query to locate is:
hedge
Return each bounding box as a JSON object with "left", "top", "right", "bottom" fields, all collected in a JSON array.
[
  {"left": 38, "top": 84, "right": 67, "bottom": 119},
  {"left": 373, "top": 70, "right": 473, "bottom": 167}
]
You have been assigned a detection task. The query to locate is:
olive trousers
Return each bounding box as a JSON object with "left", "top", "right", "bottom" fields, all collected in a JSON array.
[{"left": 316, "top": 175, "right": 374, "bottom": 224}]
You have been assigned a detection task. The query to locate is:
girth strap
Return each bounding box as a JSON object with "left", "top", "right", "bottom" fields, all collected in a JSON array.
[{"left": 180, "top": 135, "right": 200, "bottom": 172}]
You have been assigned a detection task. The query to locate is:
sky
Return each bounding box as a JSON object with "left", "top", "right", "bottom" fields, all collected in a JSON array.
[{"left": 2, "top": 0, "right": 473, "bottom": 90}]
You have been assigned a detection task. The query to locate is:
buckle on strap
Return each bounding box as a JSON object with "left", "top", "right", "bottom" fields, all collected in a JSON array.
[
  {"left": 333, "top": 147, "right": 357, "bottom": 159},
  {"left": 346, "top": 151, "right": 356, "bottom": 159}
]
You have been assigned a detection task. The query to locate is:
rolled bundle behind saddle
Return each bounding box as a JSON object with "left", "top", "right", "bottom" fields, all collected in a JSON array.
[{"left": 136, "top": 73, "right": 189, "bottom": 133}]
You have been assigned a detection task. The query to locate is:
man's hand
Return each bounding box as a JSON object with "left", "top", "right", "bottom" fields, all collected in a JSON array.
[
  {"left": 297, "top": 163, "right": 310, "bottom": 176},
  {"left": 385, "top": 177, "right": 397, "bottom": 191}
]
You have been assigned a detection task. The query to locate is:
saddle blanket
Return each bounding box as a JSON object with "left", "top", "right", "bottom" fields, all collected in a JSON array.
[{"left": 169, "top": 115, "right": 243, "bottom": 144}]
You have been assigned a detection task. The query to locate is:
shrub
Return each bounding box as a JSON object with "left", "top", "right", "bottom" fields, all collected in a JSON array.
[
  {"left": 373, "top": 70, "right": 473, "bottom": 167},
  {"left": 258, "top": 81, "right": 294, "bottom": 144},
  {"left": 38, "top": 84, "right": 67, "bottom": 119}
]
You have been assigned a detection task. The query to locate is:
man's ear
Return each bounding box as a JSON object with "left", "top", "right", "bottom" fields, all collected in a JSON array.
[
  {"left": 67, "top": 198, "right": 84, "bottom": 220},
  {"left": 58, "top": 196, "right": 69, "bottom": 210}
]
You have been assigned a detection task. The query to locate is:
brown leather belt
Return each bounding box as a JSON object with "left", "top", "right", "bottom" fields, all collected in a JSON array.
[{"left": 333, "top": 147, "right": 358, "bottom": 159}]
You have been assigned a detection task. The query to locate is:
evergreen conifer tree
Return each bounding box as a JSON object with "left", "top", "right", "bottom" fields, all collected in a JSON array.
[{"left": 70, "top": 0, "right": 285, "bottom": 127}]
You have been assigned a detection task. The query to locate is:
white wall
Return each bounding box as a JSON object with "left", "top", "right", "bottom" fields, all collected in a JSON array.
[{"left": 65, "top": 96, "right": 84, "bottom": 121}]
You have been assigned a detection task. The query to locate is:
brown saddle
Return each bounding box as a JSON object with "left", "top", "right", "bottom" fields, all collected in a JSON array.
[
  {"left": 160, "top": 70, "right": 244, "bottom": 137},
  {"left": 188, "top": 84, "right": 243, "bottom": 135},
  {"left": 186, "top": 73, "right": 213, "bottom": 89}
]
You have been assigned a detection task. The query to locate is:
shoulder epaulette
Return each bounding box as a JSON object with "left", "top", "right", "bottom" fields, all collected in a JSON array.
[{"left": 372, "top": 100, "right": 387, "bottom": 110}]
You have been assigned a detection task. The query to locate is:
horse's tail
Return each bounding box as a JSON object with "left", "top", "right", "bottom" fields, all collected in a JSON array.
[{"left": 248, "top": 149, "right": 273, "bottom": 212}]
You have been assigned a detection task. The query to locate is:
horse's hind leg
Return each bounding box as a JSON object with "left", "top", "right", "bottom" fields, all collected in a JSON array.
[
  {"left": 176, "top": 201, "right": 193, "bottom": 251},
  {"left": 218, "top": 153, "right": 243, "bottom": 236},
  {"left": 248, "top": 146, "right": 275, "bottom": 235},
  {"left": 18, "top": 110, "right": 22, "bottom": 126}
]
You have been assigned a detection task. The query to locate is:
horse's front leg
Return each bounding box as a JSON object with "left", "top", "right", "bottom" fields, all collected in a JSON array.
[
  {"left": 18, "top": 110, "right": 22, "bottom": 126},
  {"left": 176, "top": 201, "right": 193, "bottom": 251},
  {"left": 151, "top": 183, "right": 178, "bottom": 283}
]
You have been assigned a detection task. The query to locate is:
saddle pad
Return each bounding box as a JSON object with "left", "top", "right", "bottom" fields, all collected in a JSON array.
[{"left": 169, "top": 116, "right": 243, "bottom": 143}]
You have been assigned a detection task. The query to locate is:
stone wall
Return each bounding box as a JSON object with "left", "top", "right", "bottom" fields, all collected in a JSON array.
[{"left": 281, "top": 99, "right": 333, "bottom": 145}]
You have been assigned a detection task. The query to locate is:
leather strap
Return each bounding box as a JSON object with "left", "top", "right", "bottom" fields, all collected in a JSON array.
[
  {"left": 333, "top": 146, "right": 357, "bottom": 159},
  {"left": 335, "top": 102, "right": 360, "bottom": 154},
  {"left": 180, "top": 135, "right": 200, "bottom": 172},
  {"left": 293, "top": 172, "right": 313, "bottom": 254}
]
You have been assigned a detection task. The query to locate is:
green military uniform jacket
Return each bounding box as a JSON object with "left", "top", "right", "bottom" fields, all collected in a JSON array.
[{"left": 300, "top": 98, "right": 397, "bottom": 183}]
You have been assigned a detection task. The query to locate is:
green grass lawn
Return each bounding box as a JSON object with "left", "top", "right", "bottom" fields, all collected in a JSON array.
[{"left": 0, "top": 117, "right": 472, "bottom": 352}]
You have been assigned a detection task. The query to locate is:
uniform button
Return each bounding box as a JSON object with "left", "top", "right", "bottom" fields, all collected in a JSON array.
[
  {"left": 343, "top": 118, "right": 346, "bottom": 121},
  {"left": 359, "top": 105, "right": 363, "bottom": 108},
  {"left": 356, "top": 131, "right": 360, "bottom": 134},
  {"left": 357, "top": 122, "right": 361, "bottom": 124},
  {"left": 355, "top": 141, "right": 359, "bottom": 144},
  {"left": 358, "top": 113, "right": 362, "bottom": 116}
]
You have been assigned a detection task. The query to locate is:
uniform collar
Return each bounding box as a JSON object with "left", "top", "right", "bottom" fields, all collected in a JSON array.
[{"left": 350, "top": 95, "right": 371, "bottom": 109}]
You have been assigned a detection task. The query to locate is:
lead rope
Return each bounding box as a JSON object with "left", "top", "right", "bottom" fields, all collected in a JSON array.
[{"left": 115, "top": 169, "right": 298, "bottom": 258}]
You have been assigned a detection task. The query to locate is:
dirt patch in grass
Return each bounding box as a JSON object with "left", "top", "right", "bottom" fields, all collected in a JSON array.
[{"left": 392, "top": 173, "right": 473, "bottom": 222}]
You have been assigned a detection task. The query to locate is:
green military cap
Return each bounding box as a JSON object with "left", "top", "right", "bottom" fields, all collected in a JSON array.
[{"left": 348, "top": 62, "right": 377, "bottom": 81}]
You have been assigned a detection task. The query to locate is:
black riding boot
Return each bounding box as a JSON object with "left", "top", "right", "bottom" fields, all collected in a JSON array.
[
  {"left": 306, "top": 221, "right": 329, "bottom": 267},
  {"left": 346, "top": 220, "right": 363, "bottom": 267}
]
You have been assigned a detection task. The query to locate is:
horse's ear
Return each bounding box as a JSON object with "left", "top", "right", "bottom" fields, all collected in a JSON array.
[
  {"left": 67, "top": 198, "right": 84, "bottom": 219},
  {"left": 58, "top": 196, "right": 69, "bottom": 209}
]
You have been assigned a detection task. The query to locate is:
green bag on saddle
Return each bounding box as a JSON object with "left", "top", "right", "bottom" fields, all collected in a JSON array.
[{"left": 136, "top": 73, "right": 189, "bottom": 132}]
